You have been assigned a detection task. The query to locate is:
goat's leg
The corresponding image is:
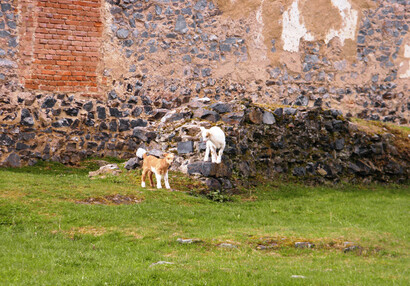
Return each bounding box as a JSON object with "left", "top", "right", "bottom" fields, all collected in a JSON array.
[
  {"left": 204, "top": 141, "right": 211, "bottom": 162},
  {"left": 210, "top": 144, "right": 218, "bottom": 163},
  {"left": 149, "top": 171, "right": 154, "bottom": 187},
  {"left": 141, "top": 169, "right": 147, "bottom": 187},
  {"left": 164, "top": 171, "right": 171, "bottom": 189},
  {"left": 154, "top": 171, "right": 162, "bottom": 189},
  {"left": 216, "top": 142, "right": 225, "bottom": 164}
]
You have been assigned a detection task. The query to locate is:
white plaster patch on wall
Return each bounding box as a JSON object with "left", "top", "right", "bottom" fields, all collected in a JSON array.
[
  {"left": 404, "top": 44, "right": 410, "bottom": 58},
  {"left": 399, "top": 44, "right": 410, "bottom": 79},
  {"left": 325, "top": 0, "right": 358, "bottom": 44},
  {"left": 255, "top": 0, "right": 265, "bottom": 52},
  {"left": 282, "top": 0, "right": 314, "bottom": 52}
]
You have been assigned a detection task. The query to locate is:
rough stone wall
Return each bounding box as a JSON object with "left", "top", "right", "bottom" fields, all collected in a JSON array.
[
  {"left": 0, "top": 0, "right": 409, "bottom": 173},
  {"left": 98, "top": 0, "right": 409, "bottom": 124},
  {"left": 0, "top": 0, "right": 19, "bottom": 91},
  {"left": 1, "top": 0, "right": 408, "bottom": 122}
]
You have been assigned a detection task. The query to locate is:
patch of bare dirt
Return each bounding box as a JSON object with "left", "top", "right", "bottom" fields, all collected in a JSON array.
[
  {"left": 52, "top": 226, "right": 144, "bottom": 239},
  {"left": 76, "top": 194, "right": 143, "bottom": 205},
  {"left": 250, "top": 235, "right": 382, "bottom": 255}
]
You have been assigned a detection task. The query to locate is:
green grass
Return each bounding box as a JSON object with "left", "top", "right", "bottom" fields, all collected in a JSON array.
[{"left": 0, "top": 161, "right": 409, "bottom": 285}]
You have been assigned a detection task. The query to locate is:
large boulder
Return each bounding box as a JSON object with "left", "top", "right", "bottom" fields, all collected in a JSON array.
[{"left": 187, "top": 161, "right": 231, "bottom": 178}]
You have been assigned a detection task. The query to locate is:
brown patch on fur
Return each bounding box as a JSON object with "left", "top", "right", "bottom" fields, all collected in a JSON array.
[{"left": 141, "top": 153, "right": 174, "bottom": 187}]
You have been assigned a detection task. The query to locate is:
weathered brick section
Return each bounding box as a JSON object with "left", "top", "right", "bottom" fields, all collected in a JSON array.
[
  {"left": 19, "top": 0, "right": 103, "bottom": 95},
  {"left": 18, "top": 0, "right": 37, "bottom": 84}
]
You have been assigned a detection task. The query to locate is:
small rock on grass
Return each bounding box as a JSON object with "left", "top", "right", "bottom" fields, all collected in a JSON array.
[
  {"left": 177, "top": 238, "right": 202, "bottom": 244},
  {"left": 124, "top": 157, "right": 140, "bottom": 170},
  {"left": 295, "top": 241, "right": 315, "bottom": 248},
  {"left": 291, "top": 275, "right": 306, "bottom": 279},
  {"left": 256, "top": 243, "right": 277, "bottom": 250},
  {"left": 149, "top": 261, "right": 174, "bottom": 267},
  {"left": 343, "top": 246, "right": 361, "bottom": 253},
  {"left": 218, "top": 243, "right": 238, "bottom": 249},
  {"left": 343, "top": 241, "right": 361, "bottom": 253},
  {"left": 88, "top": 164, "right": 121, "bottom": 178}
]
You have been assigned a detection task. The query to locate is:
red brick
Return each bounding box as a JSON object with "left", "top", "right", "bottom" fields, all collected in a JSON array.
[{"left": 20, "top": 0, "right": 102, "bottom": 93}]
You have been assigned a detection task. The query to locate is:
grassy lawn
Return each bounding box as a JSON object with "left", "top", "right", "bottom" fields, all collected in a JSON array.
[{"left": 0, "top": 161, "right": 409, "bottom": 285}]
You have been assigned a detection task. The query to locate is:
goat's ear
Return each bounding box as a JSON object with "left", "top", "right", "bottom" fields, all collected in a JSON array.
[{"left": 205, "top": 131, "right": 211, "bottom": 138}]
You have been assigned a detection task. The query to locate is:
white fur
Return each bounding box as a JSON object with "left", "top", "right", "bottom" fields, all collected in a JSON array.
[
  {"left": 136, "top": 148, "right": 147, "bottom": 159},
  {"left": 155, "top": 172, "right": 162, "bottom": 189},
  {"left": 200, "top": 126, "right": 226, "bottom": 164},
  {"left": 164, "top": 171, "right": 170, "bottom": 189},
  {"left": 148, "top": 169, "right": 170, "bottom": 189},
  {"left": 150, "top": 167, "right": 162, "bottom": 189}
]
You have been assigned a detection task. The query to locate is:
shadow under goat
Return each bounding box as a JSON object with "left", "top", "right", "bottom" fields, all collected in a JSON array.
[
  {"left": 199, "top": 126, "right": 226, "bottom": 164},
  {"left": 136, "top": 148, "right": 174, "bottom": 189}
]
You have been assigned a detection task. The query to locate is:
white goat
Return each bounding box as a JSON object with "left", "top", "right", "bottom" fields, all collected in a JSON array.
[{"left": 199, "top": 126, "right": 226, "bottom": 164}]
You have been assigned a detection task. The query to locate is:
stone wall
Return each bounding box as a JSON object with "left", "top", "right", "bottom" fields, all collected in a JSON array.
[
  {"left": 1, "top": 91, "right": 409, "bottom": 186},
  {"left": 0, "top": 0, "right": 409, "bottom": 180},
  {"left": 0, "top": 1, "right": 409, "bottom": 121},
  {"left": 0, "top": 0, "right": 19, "bottom": 91},
  {"left": 99, "top": 0, "right": 409, "bottom": 124},
  {"left": 181, "top": 100, "right": 409, "bottom": 187}
]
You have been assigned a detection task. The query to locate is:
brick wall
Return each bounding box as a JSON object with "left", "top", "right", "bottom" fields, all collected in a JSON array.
[{"left": 19, "top": 0, "right": 103, "bottom": 95}]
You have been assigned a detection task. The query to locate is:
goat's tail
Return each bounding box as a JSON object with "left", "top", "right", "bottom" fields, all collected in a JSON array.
[{"left": 136, "top": 148, "right": 147, "bottom": 159}]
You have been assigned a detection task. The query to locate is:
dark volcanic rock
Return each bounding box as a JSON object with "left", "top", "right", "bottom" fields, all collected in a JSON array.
[
  {"left": 187, "top": 161, "right": 216, "bottom": 177},
  {"left": 4, "top": 153, "right": 21, "bottom": 167},
  {"left": 0, "top": 134, "right": 16, "bottom": 146},
  {"left": 52, "top": 118, "right": 72, "bottom": 128},
  {"left": 222, "top": 111, "right": 245, "bottom": 125},
  {"left": 210, "top": 102, "right": 232, "bottom": 114},
  {"left": 334, "top": 138, "right": 345, "bottom": 151},
  {"left": 294, "top": 95, "right": 309, "bottom": 106},
  {"left": 119, "top": 119, "right": 130, "bottom": 132},
  {"left": 131, "top": 119, "right": 148, "bottom": 128},
  {"left": 293, "top": 166, "right": 306, "bottom": 176},
  {"left": 83, "top": 101, "right": 93, "bottom": 112},
  {"left": 109, "top": 107, "right": 123, "bottom": 118},
  {"left": 273, "top": 108, "right": 283, "bottom": 117},
  {"left": 21, "top": 109, "right": 34, "bottom": 126},
  {"left": 284, "top": 107, "right": 297, "bottom": 116},
  {"left": 41, "top": 97, "right": 56, "bottom": 109},
  {"left": 97, "top": 106, "right": 106, "bottom": 119},
  {"left": 132, "top": 128, "right": 157, "bottom": 142},
  {"left": 205, "top": 178, "right": 222, "bottom": 190},
  {"left": 177, "top": 141, "right": 194, "bottom": 154},
  {"left": 193, "top": 108, "right": 220, "bottom": 122},
  {"left": 64, "top": 108, "right": 79, "bottom": 116},
  {"left": 187, "top": 161, "right": 231, "bottom": 178},
  {"left": 125, "top": 157, "right": 141, "bottom": 170}
]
